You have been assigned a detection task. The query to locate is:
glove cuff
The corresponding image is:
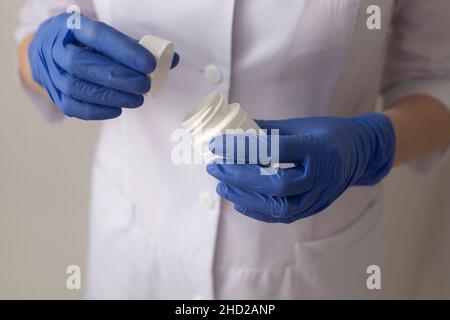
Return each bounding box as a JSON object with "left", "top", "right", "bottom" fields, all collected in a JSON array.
[{"left": 352, "top": 112, "right": 396, "bottom": 186}]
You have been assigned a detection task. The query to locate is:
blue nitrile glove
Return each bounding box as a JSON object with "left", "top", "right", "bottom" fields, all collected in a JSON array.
[
  {"left": 29, "top": 13, "right": 180, "bottom": 120},
  {"left": 207, "top": 113, "right": 396, "bottom": 223}
]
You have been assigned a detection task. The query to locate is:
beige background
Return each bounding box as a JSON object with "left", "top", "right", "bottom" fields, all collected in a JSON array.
[{"left": 1, "top": 0, "right": 449, "bottom": 299}]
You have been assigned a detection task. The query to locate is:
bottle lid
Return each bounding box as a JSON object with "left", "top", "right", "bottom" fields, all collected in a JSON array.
[{"left": 139, "top": 35, "right": 175, "bottom": 97}]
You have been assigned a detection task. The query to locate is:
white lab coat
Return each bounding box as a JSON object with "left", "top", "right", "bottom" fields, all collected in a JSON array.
[{"left": 17, "top": 0, "right": 450, "bottom": 299}]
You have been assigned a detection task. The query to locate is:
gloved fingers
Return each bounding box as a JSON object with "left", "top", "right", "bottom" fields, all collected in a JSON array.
[
  {"left": 207, "top": 162, "right": 313, "bottom": 196},
  {"left": 233, "top": 204, "right": 287, "bottom": 223},
  {"left": 255, "top": 119, "right": 302, "bottom": 135},
  {"left": 51, "top": 69, "right": 144, "bottom": 108},
  {"left": 299, "top": 195, "right": 336, "bottom": 220},
  {"left": 53, "top": 43, "right": 150, "bottom": 94},
  {"left": 277, "top": 134, "right": 319, "bottom": 163},
  {"left": 209, "top": 133, "right": 315, "bottom": 164},
  {"left": 216, "top": 183, "right": 295, "bottom": 218},
  {"left": 218, "top": 182, "right": 330, "bottom": 222},
  {"left": 292, "top": 185, "right": 343, "bottom": 220},
  {"left": 72, "top": 16, "right": 156, "bottom": 73},
  {"left": 209, "top": 133, "right": 276, "bottom": 165},
  {"left": 286, "top": 185, "right": 334, "bottom": 221},
  {"left": 58, "top": 94, "right": 122, "bottom": 120}
]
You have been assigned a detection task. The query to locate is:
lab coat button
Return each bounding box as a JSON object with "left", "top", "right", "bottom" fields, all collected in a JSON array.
[
  {"left": 198, "top": 191, "right": 216, "bottom": 210},
  {"left": 204, "top": 64, "right": 223, "bottom": 85}
]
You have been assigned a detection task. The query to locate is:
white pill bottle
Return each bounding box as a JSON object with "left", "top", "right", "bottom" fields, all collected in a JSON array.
[{"left": 182, "top": 91, "right": 262, "bottom": 156}]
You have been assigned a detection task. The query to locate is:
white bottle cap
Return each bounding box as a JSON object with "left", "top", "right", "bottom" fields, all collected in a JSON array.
[
  {"left": 182, "top": 92, "right": 261, "bottom": 155},
  {"left": 139, "top": 35, "right": 175, "bottom": 97}
]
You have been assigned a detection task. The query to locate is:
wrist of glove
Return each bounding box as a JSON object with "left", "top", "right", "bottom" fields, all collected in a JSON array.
[
  {"left": 350, "top": 113, "right": 396, "bottom": 186},
  {"left": 207, "top": 113, "right": 396, "bottom": 223}
]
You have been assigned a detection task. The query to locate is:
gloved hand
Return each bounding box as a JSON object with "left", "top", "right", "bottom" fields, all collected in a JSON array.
[
  {"left": 29, "top": 13, "right": 180, "bottom": 120},
  {"left": 207, "top": 113, "right": 396, "bottom": 223}
]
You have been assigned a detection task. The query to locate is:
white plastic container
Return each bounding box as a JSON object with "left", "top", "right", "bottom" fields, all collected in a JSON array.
[
  {"left": 139, "top": 35, "right": 175, "bottom": 97},
  {"left": 182, "top": 91, "right": 261, "bottom": 155}
]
